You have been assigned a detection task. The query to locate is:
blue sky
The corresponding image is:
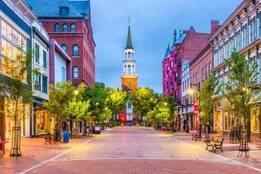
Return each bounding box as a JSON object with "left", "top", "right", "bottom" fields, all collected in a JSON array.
[{"left": 92, "top": 0, "right": 242, "bottom": 93}]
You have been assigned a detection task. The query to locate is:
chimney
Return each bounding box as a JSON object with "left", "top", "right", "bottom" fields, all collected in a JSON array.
[{"left": 211, "top": 20, "right": 220, "bottom": 35}]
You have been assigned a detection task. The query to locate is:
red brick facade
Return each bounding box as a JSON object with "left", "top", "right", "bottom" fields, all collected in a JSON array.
[
  {"left": 174, "top": 28, "right": 211, "bottom": 103},
  {"left": 40, "top": 19, "right": 95, "bottom": 86}
]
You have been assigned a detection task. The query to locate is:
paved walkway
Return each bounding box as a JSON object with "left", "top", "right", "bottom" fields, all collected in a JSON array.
[{"left": 0, "top": 127, "right": 261, "bottom": 174}]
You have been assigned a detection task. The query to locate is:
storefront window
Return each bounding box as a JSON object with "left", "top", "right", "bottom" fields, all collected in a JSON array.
[
  {"left": 1, "top": 19, "right": 27, "bottom": 82},
  {"left": 35, "top": 109, "right": 51, "bottom": 135},
  {"left": 251, "top": 107, "right": 260, "bottom": 133}
]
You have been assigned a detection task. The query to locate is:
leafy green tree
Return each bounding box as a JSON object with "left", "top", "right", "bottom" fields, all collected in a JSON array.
[
  {"left": 83, "top": 83, "right": 108, "bottom": 123},
  {"left": 165, "top": 96, "right": 176, "bottom": 122},
  {"left": 106, "top": 88, "right": 127, "bottom": 120},
  {"left": 199, "top": 73, "right": 217, "bottom": 133},
  {"left": 0, "top": 50, "right": 32, "bottom": 156},
  {"left": 67, "top": 84, "right": 90, "bottom": 124},
  {"left": 44, "top": 82, "right": 75, "bottom": 141},
  {"left": 147, "top": 102, "right": 170, "bottom": 127},
  {"left": 222, "top": 50, "right": 258, "bottom": 141},
  {"left": 129, "top": 87, "right": 157, "bottom": 122}
]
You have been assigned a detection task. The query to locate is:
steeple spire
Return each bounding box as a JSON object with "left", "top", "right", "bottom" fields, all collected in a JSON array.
[{"left": 126, "top": 18, "right": 134, "bottom": 49}]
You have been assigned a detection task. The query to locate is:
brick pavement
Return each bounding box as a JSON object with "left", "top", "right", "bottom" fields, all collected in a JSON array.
[
  {"left": 0, "top": 135, "right": 94, "bottom": 174},
  {"left": 0, "top": 127, "right": 260, "bottom": 174},
  {"left": 172, "top": 132, "right": 261, "bottom": 171}
]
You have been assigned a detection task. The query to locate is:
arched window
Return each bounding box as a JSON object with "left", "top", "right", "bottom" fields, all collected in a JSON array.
[
  {"left": 132, "top": 65, "right": 135, "bottom": 73},
  {"left": 124, "top": 65, "right": 127, "bottom": 73},
  {"left": 54, "top": 23, "right": 60, "bottom": 32},
  {"left": 61, "top": 44, "right": 67, "bottom": 52},
  {"left": 70, "top": 24, "right": 76, "bottom": 32},
  {"left": 128, "top": 65, "right": 131, "bottom": 74},
  {"left": 72, "top": 66, "right": 79, "bottom": 78},
  {"left": 72, "top": 44, "right": 79, "bottom": 56},
  {"left": 62, "top": 23, "right": 67, "bottom": 32}
]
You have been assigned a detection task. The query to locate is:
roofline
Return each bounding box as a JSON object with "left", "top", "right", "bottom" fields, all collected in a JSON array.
[
  {"left": 190, "top": 43, "right": 211, "bottom": 67},
  {"left": 50, "top": 39, "right": 71, "bottom": 62},
  {"left": 210, "top": 0, "right": 250, "bottom": 41},
  {"left": 38, "top": 16, "right": 85, "bottom": 20}
]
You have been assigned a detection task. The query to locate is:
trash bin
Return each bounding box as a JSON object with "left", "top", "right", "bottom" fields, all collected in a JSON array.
[{"left": 63, "top": 131, "right": 69, "bottom": 143}]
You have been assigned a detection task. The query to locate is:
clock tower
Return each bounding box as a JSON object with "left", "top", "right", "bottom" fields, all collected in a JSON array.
[
  {"left": 121, "top": 22, "right": 138, "bottom": 123},
  {"left": 121, "top": 24, "right": 138, "bottom": 91}
]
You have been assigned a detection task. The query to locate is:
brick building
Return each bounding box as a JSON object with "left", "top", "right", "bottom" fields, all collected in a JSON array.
[
  {"left": 26, "top": 0, "right": 95, "bottom": 87},
  {"left": 162, "top": 30, "right": 185, "bottom": 98},
  {"left": 163, "top": 22, "right": 220, "bottom": 131}
]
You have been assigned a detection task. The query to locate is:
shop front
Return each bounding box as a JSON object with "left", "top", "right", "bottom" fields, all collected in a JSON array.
[
  {"left": 32, "top": 99, "right": 53, "bottom": 137},
  {"left": 1, "top": 98, "right": 31, "bottom": 140}
]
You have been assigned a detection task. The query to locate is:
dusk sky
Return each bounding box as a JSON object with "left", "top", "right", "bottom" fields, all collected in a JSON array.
[{"left": 92, "top": 0, "right": 242, "bottom": 93}]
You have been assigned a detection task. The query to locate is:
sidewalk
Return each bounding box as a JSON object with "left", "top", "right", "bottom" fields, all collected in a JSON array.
[
  {"left": 0, "top": 135, "right": 94, "bottom": 174},
  {"left": 172, "top": 132, "right": 261, "bottom": 170}
]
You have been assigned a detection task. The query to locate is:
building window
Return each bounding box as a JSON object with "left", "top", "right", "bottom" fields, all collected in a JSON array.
[
  {"left": 54, "top": 23, "right": 60, "bottom": 32},
  {"left": 60, "top": 7, "right": 69, "bottom": 16},
  {"left": 43, "top": 50, "right": 47, "bottom": 68},
  {"left": 42, "top": 76, "right": 48, "bottom": 93},
  {"left": 128, "top": 65, "right": 131, "bottom": 74},
  {"left": 72, "top": 44, "right": 79, "bottom": 56},
  {"left": 73, "top": 66, "right": 79, "bottom": 78},
  {"left": 61, "top": 44, "right": 67, "bottom": 52},
  {"left": 62, "top": 23, "right": 68, "bottom": 32},
  {"left": 1, "top": 30, "right": 27, "bottom": 82},
  {"left": 62, "top": 66, "right": 66, "bottom": 82},
  {"left": 34, "top": 72, "right": 41, "bottom": 91},
  {"left": 35, "top": 43, "right": 40, "bottom": 64},
  {"left": 70, "top": 24, "right": 76, "bottom": 32}
]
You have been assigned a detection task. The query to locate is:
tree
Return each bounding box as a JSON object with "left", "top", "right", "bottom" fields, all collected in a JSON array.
[
  {"left": 0, "top": 50, "right": 32, "bottom": 156},
  {"left": 66, "top": 84, "right": 90, "bottom": 135},
  {"left": 83, "top": 83, "right": 108, "bottom": 123},
  {"left": 222, "top": 50, "right": 258, "bottom": 141},
  {"left": 44, "top": 82, "right": 75, "bottom": 141},
  {"left": 199, "top": 73, "right": 217, "bottom": 133},
  {"left": 106, "top": 88, "right": 127, "bottom": 120},
  {"left": 129, "top": 87, "right": 157, "bottom": 123},
  {"left": 147, "top": 96, "right": 174, "bottom": 127}
]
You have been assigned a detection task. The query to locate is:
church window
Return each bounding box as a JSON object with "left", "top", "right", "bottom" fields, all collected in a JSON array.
[{"left": 128, "top": 65, "right": 131, "bottom": 74}]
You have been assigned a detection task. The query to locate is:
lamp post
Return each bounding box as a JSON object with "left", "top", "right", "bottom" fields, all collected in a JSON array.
[{"left": 189, "top": 82, "right": 200, "bottom": 135}]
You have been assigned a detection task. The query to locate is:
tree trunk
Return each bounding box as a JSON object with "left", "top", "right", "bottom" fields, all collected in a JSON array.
[
  {"left": 10, "top": 100, "right": 21, "bottom": 156},
  {"left": 247, "top": 117, "right": 251, "bottom": 142}
]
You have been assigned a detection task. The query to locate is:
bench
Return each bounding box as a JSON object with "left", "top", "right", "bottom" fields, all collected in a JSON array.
[
  {"left": 44, "top": 133, "right": 53, "bottom": 144},
  {"left": 205, "top": 137, "right": 224, "bottom": 153},
  {"left": 0, "top": 137, "right": 6, "bottom": 156}
]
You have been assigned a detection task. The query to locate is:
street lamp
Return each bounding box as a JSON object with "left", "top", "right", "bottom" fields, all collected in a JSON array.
[
  {"left": 74, "top": 89, "right": 79, "bottom": 96},
  {"left": 189, "top": 82, "right": 201, "bottom": 135}
]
